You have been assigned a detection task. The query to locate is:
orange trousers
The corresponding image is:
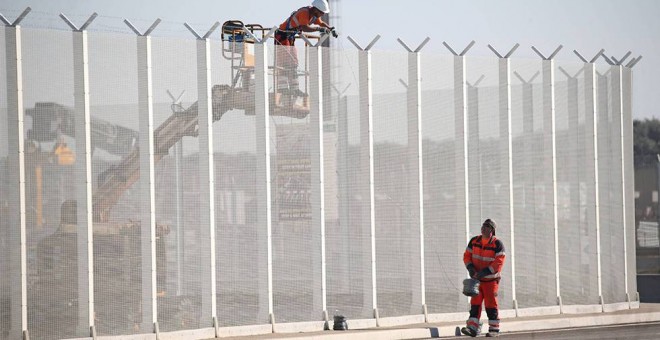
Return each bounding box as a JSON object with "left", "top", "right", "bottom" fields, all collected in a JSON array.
[{"left": 466, "top": 280, "right": 500, "bottom": 333}]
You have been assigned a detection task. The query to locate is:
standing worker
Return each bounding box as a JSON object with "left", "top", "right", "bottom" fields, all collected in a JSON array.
[
  {"left": 462, "top": 219, "right": 506, "bottom": 337},
  {"left": 274, "top": 0, "right": 338, "bottom": 99}
]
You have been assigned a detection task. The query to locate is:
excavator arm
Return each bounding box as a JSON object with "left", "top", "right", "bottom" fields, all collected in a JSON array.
[{"left": 92, "top": 85, "right": 234, "bottom": 222}]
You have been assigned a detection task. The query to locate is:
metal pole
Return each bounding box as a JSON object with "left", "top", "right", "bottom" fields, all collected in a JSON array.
[
  {"left": 609, "top": 61, "right": 629, "bottom": 302},
  {"left": 558, "top": 64, "right": 583, "bottom": 301},
  {"left": 468, "top": 78, "right": 481, "bottom": 229},
  {"left": 459, "top": 52, "right": 470, "bottom": 266},
  {"left": 308, "top": 38, "right": 328, "bottom": 319},
  {"left": 490, "top": 43, "right": 519, "bottom": 314},
  {"left": 443, "top": 41, "right": 474, "bottom": 254},
  {"left": 533, "top": 45, "right": 563, "bottom": 308},
  {"left": 397, "top": 36, "right": 430, "bottom": 318},
  {"left": 186, "top": 21, "right": 220, "bottom": 323},
  {"left": 621, "top": 62, "right": 636, "bottom": 306},
  {"left": 124, "top": 18, "right": 160, "bottom": 332},
  {"left": 61, "top": 11, "right": 97, "bottom": 336},
  {"left": 543, "top": 51, "right": 561, "bottom": 307},
  {"left": 175, "top": 136, "right": 184, "bottom": 295},
  {"left": 166, "top": 89, "right": 186, "bottom": 297},
  {"left": 2, "top": 7, "right": 31, "bottom": 339},
  {"left": 347, "top": 35, "right": 380, "bottom": 321},
  {"left": 252, "top": 27, "right": 277, "bottom": 326},
  {"left": 577, "top": 49, "right": 604, "bottom": 306}
]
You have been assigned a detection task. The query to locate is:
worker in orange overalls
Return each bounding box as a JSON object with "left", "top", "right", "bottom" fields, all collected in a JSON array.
[
  {"left": 274, "top": 0, "right": 337, "bottom": 98},
  {"left": 462, "top": 219, "right": 506, "bottom": 337}
]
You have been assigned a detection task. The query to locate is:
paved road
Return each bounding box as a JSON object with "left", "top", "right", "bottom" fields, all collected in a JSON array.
[{"left": 435, "top": 322, "right": 660, "bottom": 339}]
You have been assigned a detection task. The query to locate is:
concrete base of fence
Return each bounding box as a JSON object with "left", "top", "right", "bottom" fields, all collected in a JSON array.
[
  {"left": 61, "top": 302, "right": 657, "bottom": 340},
  {"left": 562, "top": 304, "right": 603, "bottom": 314},
  {"left": 516, "top": 305, "right": 561, "bottom": 317},
  {"left": 215, "top": 324, "right": 272, "bottom": 338}
]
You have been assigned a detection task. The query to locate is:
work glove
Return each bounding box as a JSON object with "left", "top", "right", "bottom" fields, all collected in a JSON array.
[
  {"left": 466, "top": 263, "right": 476, "bottom": 278},
  {"left": 330, "top": 27, "right": 338, "bottom": 38},
  {"left": 476, "top": 268, "right": 491, "bottom": 279}
]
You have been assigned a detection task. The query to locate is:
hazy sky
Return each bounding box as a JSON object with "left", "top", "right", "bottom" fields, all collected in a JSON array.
[{"left": 1, "top": 0, "right": 659, "bottom": 118}]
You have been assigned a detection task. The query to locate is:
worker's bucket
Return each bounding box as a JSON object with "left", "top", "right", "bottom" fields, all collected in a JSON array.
[{"left": 462, "top": 278, "right": 480, "bottom": 297}]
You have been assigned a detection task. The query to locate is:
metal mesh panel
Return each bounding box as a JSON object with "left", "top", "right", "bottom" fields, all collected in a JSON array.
[
  {"left": 88, "top": 31, "right": 143, "bottom": 335},
  {"left": 0, "top": 24, "right": 641, "bottom": 335},
  {"left": 325, "top": 47, "right": 373, "bottom": 320},
  {"left": 598, "top": 65, "right": 626, "bottom": 303},
  {"left": 466, "top": 56, "right": 514, "bottom": 310},
  {"left": 421, "top": 52, "right": 466, "bottom": 314},
  {"left": 19, "top": 27, "right": 82, "bottom": 340},
  {"left": 150, "top": 36, "right": 205, "bottom": 331},
  {"left": 554, "top": 61, "right": 600, "bottom": 305},
  {"left": 270, "top": 43, "right": 317, "bottom": 323},
  {"left": 211, "top": 38, "right": 265, "bottom": 326},
  {"left": 370, "top": 49, "right": 420, "bottom": 317},
  {"left": 510, "top": 58, "right": 557, "bottom": 308}
]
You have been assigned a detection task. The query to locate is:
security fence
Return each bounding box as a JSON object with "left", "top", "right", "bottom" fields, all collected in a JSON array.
[{"left": 0, "top": 9, "right": 639, "bottom": 340}]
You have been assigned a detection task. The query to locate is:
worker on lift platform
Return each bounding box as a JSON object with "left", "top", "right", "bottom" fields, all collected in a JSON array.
[{"left": 275, "top": 0, "right": 338, "bottom": 98}]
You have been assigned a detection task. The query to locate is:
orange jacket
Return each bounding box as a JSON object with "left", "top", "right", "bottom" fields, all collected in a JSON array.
[
  {"left": 279, "top": 6, "right": 325, "bottom": 32},
  {"left": 463, "top": 235, "right": 505, "bottom": 281}
]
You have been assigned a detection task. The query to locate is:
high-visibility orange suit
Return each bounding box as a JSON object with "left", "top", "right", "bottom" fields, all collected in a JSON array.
[
  {"left": 274, "top": 1, "right": 334, "bottom": 97},
  {"left": 462, "top": 219, "right": 506, "bottom": 337}
]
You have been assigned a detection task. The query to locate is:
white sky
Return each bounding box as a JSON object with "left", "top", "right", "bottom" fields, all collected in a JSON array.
[{"left": 1, "top": 0, "right": 659, "bottom": 119}]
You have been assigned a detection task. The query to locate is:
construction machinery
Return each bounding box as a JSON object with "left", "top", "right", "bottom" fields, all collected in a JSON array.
[{"left": 27, "top": 20, "right": 319, "bottom": 336}]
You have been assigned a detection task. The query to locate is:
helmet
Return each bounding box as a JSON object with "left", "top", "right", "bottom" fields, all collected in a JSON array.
[
  {"left": 312, "top": 0, "right": 330, "bottom": 13},
  {"left": 482, "top": 219, "right": 496, "bottom": 235}
]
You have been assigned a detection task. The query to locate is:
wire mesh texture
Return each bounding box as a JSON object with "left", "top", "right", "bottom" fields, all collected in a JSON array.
[{"left": 0, "top": 23, "right": 637, "bottom": 339}]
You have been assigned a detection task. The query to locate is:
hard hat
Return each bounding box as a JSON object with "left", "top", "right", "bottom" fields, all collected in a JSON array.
[
  {"left": 312, "top": 0, "right": 330, "bottom": 13},
  {"left": 482, "top": 219, "right": 496, "bottom": 235}
]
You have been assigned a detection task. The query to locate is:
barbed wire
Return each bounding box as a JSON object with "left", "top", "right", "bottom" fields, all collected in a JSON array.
[{"left": 0, "top": 8, "right": 228, "bottom": 38}]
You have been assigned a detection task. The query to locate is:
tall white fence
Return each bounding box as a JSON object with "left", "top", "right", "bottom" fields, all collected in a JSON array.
[{"left": 0, "top": 10, "right": 639, "bottom": 340}]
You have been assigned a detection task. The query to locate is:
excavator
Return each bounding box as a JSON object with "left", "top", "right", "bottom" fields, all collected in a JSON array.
[{"left": 28, "top": 21, "right": 318, "bottom": 336}]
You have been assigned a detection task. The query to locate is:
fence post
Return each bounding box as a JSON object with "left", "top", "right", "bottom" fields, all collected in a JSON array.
[
  {"left": 1, "top": 7, "right": 30, "bottom": 340},
  {"left": 347, "top": 35, "right": 380, "bottom": 323},
  {"left": 622, "top": 55, "right": 640, "bottom": 307},
  {"left": 489, "top": 43, "right": 519, "bottom": 315},
  {"left": 443, "top": 40, "right": 475, "bottom": 254},
  {"left": 467, "top": 74, "right": 484, "bottom": 230},
  {"left": 605, "top": 51, "right": 633, "bottom": 305},
  {"left": 575, "top": 49, "right": 606, "bottom": 310},
  {"left": 124, "top": 18, "right": 160, "bottom": 333},
  {"left": 397, "top": 36, "right": 430, "bottom": 320},
  {"left": 185, "top": 21, "right": 221, "bottom": 330},
  {"left": 513, "top": 70, "right": 540, "bottom": 306},
  {"left": 248, "top": 27, "right": 277, "bottom": 328},
  {"left": 60, "top": 11, "right": 98, "bottom": 337},
  {"left": 532, "top": 45, "right": 563, "bottom": 310},
  {"left": 302, "top": 33, "right": 330, "bottom": 323},
  {"left": 165, "top": 89, "right": 186, "bottom": 297}
]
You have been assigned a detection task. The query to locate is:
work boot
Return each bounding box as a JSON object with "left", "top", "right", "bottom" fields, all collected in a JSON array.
[
  {"left": 485, "top": 331, "right": 500, "bottom": 337},
  {"left": 460, "top": 326, "right": 477, "bottom": 337}
]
